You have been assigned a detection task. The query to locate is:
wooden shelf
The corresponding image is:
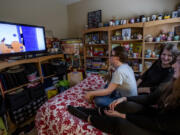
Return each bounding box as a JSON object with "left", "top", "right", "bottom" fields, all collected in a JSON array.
[
  {"left": 0, "top": 54, "right": 64, "bottom": 70},
  {"left": 144, "top": 17, "right": 180, "bottom": 27},
  {"left": 87, "top": 67, "right": 108, "bottom": 70},
  {"left": 4, "top": 83, "right": 29, "bottom": 94},
  {"left": 4, "top": 77, "right": 42, "bottom": 94},
  {"left": 0, "top": 54, "right": 64, "bottom": 97},
  {"left": 83, "top": 18, "right": 180, "bottom": 33},
  {"left": 83, "top": 27, "right": 109, "bottom": 34},
  {"left": 128, "top": 57, "right": 142, "bottom": 60},
  {"left": 144, "top": 58, "right": 158, "bottom": 60},
  {"left": 0, "top": 58, "right": 39, "bottom": 70},
  {"left": 109, "top": 22, "right": 144, "bottom": 30},
  {"left": 112, "top": 39, "right": 143, "bottom": 44},
  {"left": 0, "top": 54, "right": 64, "bottom": 133},
  {"left": 86, "top": 44, "right": 108, "bottom": 46},
  {"left": 43, "top": 74, "right": 56, "bottom": 79},
  {"left": 145, "top": 41, "right": 180, "bottom": 44},
  {"left": 39, "top": 54, "right": 64, "bottom": 62},
  {"left": 83, "top": 17, "right": 180, "bottom": 75},
  {"left": 86, "top": 56, "right": 109, "bottom": 58}
]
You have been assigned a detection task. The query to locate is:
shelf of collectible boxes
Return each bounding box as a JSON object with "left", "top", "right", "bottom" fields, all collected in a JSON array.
[
  {"left": 66, "top": 54, "right": 84, "bottom": 70},
  {"left": 109, "top": 24, "right": 144, "bottom": 73},
  {"left": 85, "top": 45, "right": 108, "bottom": 57},
  {"left": 0, "top": 54, "right": 64, "bottom": 132},
  {"left": 0, "top": 54, "right": 64, "bottom": 98},
  {"left": 40, "top": 59, "right": 65, "bottom": 81},
  {"left": 39, "top": 55, "right": 67, "bottom": 97},
  {"left": 143, "top": 18, "right": 180, "bottom": 71},
  {"left": 0, "top": 63, "right": 41, "bottom": 98},
  {"left": 61, "top": 39, "right": 83, "bottom": 70},
  {"left": 86, "top": 57, "right": 109, "bottom": 70},
  {"left": 83, "top": 18, "right": 180, "bottom": 75},
  {"left": 4, "top": 77, "right": 42, "bottom": 95},
  {"left": 41, "top": 58, "right": 68, "bottom": 98},
  {"left": 83, "top": 29, "right": 109, "bottom": 75}
]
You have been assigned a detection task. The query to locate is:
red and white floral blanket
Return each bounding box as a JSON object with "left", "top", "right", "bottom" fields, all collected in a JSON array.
[{"left": 35, "top": 75, "right": 108, "bottom": 135}]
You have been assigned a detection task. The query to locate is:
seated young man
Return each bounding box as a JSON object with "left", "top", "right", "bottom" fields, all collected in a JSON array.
[{"left": 85, "top": 46, "right": 137, "bottom": 107}]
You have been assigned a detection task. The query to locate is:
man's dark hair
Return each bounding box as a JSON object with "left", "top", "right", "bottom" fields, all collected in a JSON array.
[{"left": 112, "top": 46, "right": 128, "bottom": 63}]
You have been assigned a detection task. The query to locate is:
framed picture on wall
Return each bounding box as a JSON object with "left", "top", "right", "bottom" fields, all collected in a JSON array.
[{"left": 88, "top": 10, "right": 102, "bottom": 28}]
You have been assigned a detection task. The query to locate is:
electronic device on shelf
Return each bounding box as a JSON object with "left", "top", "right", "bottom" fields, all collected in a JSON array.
[{"left": 0, "top": 21, "right": 47, "bottom": 58}]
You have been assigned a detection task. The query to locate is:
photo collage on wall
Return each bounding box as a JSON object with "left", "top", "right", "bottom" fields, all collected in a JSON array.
[{"left": 88, "top": 10, "right": 102, "bottom": 28}]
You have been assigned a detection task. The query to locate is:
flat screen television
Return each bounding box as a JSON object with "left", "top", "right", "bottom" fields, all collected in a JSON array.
[{"left": 0, "top": 21, "right": 46, "bottom": 58}]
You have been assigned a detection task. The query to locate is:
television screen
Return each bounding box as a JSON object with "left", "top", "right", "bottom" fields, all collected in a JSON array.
[{"left": 0, "top": 22, "right": 46, "bottom": 56}]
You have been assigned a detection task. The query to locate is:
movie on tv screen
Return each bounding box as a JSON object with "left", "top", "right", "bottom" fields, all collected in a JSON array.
[{"left": 0, "top": 22, "right": 46, "bottom": 55}]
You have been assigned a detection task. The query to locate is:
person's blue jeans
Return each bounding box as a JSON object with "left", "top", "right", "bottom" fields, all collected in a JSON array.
[{"left": 94, "top": 90, "right": 121, "bottom": 107}]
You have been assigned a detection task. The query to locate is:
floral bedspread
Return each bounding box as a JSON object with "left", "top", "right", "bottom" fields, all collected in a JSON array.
[{"left": 35, "top": 75, "right": 108, "bottom": 135}]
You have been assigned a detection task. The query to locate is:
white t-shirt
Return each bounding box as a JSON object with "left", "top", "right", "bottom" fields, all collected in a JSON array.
[{"left": 111, "top": 64, "right": 137, "bottom": 97}]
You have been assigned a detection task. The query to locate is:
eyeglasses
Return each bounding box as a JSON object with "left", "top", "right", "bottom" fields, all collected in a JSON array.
[{"left": 110, "top": 55, "right": 117, "bottom": 57}]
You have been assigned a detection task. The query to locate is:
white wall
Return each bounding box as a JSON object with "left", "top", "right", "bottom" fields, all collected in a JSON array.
[
  {"left": 68, "top": 0, "right": 180, "bottom": 38},
  {"left": 1, "top": 0, "right": 179, "bottom": 38},
  {"left": 0, "top": 0, "right": 68, "bottom": 38}
]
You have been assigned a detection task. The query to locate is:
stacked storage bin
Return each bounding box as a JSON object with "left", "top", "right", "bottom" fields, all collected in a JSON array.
[{"left": 6, "top": 83, "right": 47, "bottom": 124}]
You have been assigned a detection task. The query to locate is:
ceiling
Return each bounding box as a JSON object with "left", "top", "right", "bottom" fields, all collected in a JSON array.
[{"left": 60, "top": 0, "right": 81, "bottom": 5}]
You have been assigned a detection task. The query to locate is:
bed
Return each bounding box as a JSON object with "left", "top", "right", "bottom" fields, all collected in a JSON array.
[{"left": 35, "top": 74, "right": 108, "bottom": 135}]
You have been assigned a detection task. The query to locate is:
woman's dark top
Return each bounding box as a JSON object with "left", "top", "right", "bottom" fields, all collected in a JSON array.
[
  {"left": 139, "top": 60, "right": 174, "bottom": 92},
  {"left": 126, "top": 90, "right": 180, "bottom": 135}
]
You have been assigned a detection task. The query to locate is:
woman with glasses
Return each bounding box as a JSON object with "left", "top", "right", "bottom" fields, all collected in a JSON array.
[
  {"left": 68, "top": 51, "right": 180, "bottom": 135},
  {"left": 137, "top": 43, "right": 177, "bottom": 94},
  {"left": 85, "top": 46, "right": 137, "bottom": 107}
]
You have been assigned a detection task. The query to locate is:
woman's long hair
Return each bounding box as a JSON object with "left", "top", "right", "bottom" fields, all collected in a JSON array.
[
  {"left": 161, "top": 78, "right": 180, "bottom": 108},
  {"left": 160, "top": 51, "right": 180, "bottom": 108},
  {"left": 159, "top": 43, "right": 178, "bottom": 65}
]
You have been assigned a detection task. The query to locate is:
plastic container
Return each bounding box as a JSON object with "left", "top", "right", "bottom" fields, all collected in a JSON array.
[{"left": 6, "top": 88, "right": 30, "bottom": 110}]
